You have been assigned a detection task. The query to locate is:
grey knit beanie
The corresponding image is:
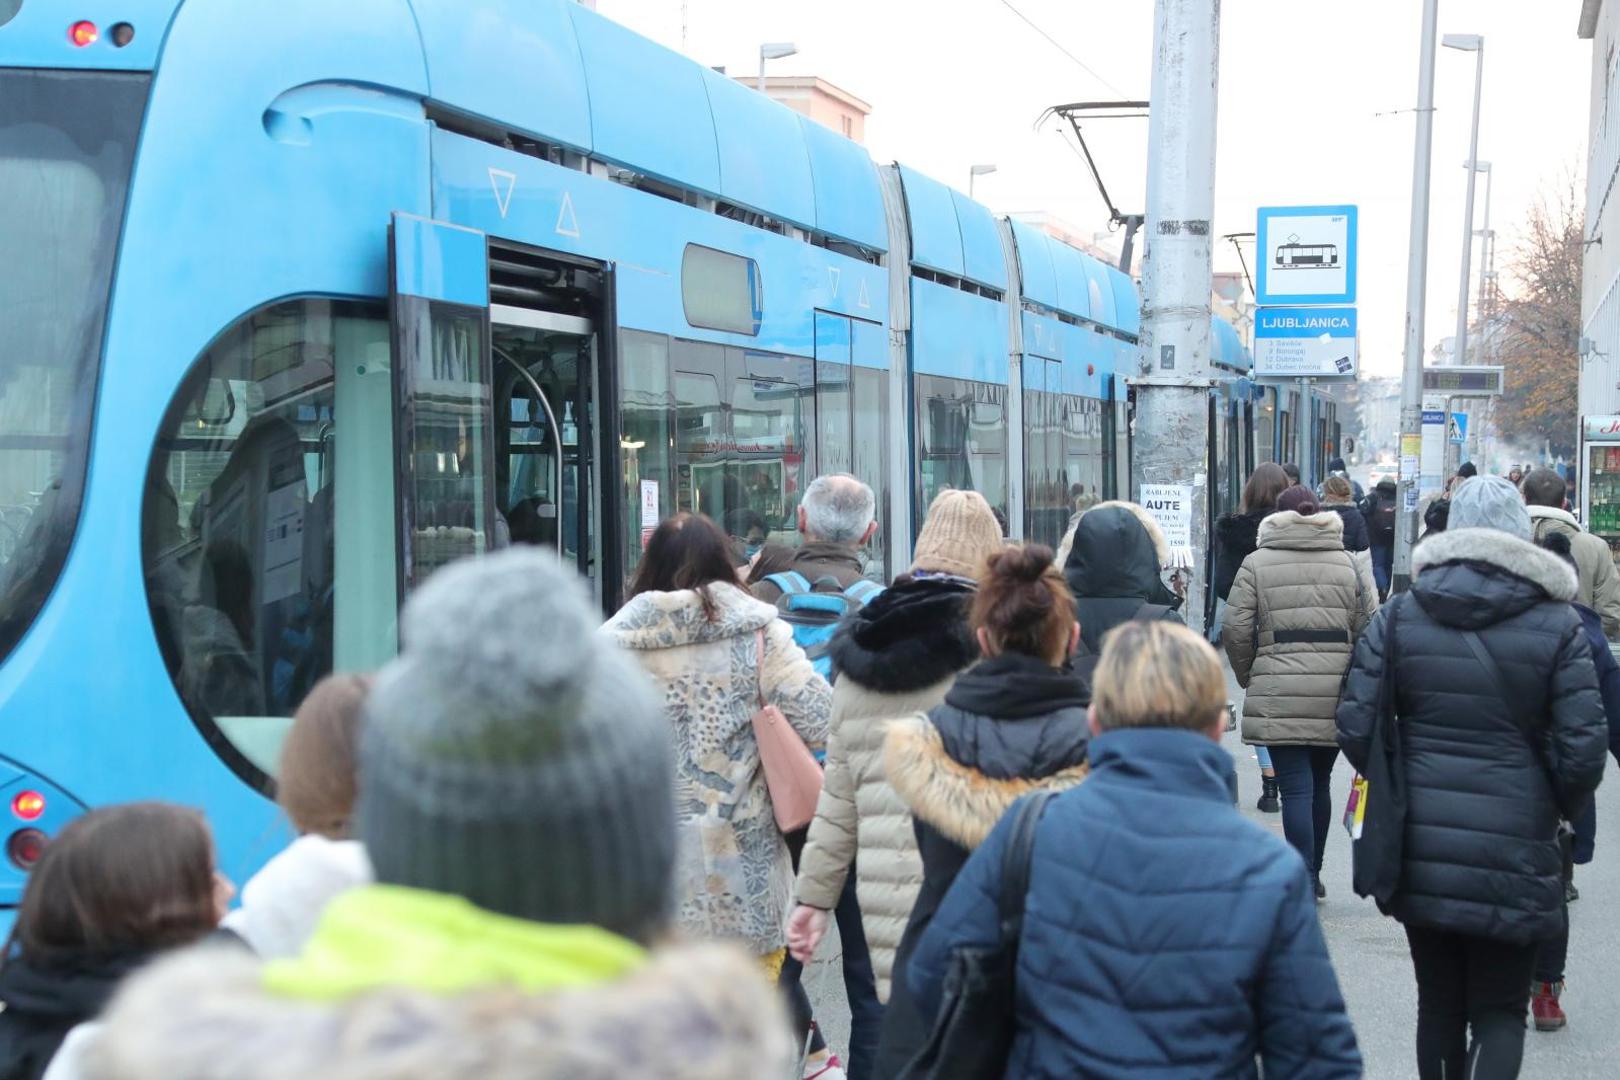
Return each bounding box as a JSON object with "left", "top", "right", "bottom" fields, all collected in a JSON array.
[
  {"left": 1447, "top": 475, "right": 1531, "bottom": 541},
  {"left": 358, "top": 549, "right": 674, "bottom": 942}
]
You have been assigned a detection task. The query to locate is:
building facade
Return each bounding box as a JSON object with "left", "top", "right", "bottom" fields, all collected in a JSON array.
[
  {"left": 1580, "top": 0, "right": 1620, "bottom": 416},
  {"left": 744, "top": 75, "right": 870, "bottom": 143}
]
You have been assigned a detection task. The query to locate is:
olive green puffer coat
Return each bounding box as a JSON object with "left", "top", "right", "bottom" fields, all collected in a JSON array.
[{"left": 1223, "top": 511, "right": 1377, "bottom": 748}]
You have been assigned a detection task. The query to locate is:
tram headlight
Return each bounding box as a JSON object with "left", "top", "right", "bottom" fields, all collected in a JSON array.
[
  {"left": 10, "top": 791, "right": 44, "bottom": 821},
  {"left": 6, "top": 829, "right": 46, "bottom": 871},
  {"left": 68, "top": 20, "right": 98, "bottom": 47}
]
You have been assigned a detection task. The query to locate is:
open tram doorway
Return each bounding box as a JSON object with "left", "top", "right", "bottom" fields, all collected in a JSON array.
[{"left": 487, "top": 244, "right": 615, "bottom": 609}]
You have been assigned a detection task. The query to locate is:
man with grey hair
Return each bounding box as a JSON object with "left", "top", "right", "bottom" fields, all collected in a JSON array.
[
  {"left": 752, "top": 473, "right": 878, "bottom": 604},
  {"left": 1522, "top": 466, "right": 1620, "bottom": 639}
]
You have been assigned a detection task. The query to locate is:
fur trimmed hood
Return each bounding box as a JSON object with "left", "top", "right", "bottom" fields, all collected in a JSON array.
[
  {"left": 827, "top": 577, "right": 978, "bottom": 694},
  {"left": 884, "top": 715, "right": 1088, "bottom": 851},
  {"left": 81, "top": 940, "right": 792, "bottom": 1080},
  {"left": 1413, "top": 527, "right": 1578, "bottom": 602},
  {"left": 1526, "top": 504, "right": 1582, "bottom": 532},
  {"left": 1258, "top": 510, "right": 1345, "bottom": 551},
  {"left": 605, "top": 582, "right": 775, "bottom": 649}
]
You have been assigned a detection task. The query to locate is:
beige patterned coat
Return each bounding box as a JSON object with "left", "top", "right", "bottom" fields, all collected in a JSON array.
[{"left": 605, "top": 583, "right": 831, "bottom": 955}]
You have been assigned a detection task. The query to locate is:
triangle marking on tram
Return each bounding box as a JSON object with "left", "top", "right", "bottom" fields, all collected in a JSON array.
[
  {"left": 488, "top": 168, "right": 517, "bottom": 219},
  {"left": 555, "top": 191, "right": 581, "bottom": 238}
]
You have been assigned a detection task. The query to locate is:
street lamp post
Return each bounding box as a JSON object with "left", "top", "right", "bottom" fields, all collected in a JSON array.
[
  {"left": 1471, "top": 160, "right": 1493, "bottom": 465},
  {"left": 1392, "top": 0, "right": 1441, "bottom": 595},
  {"left": 1445, "top": 34, "right": 1485, "bottom": 370},
  {"left": 756, "top": 41, "right": 797, "bottom": 93},
  {"left": 968, "top": 163, "right": 997, "bottom": 199}
]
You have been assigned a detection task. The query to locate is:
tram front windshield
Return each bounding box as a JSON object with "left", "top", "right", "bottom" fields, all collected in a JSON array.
[{"left": 0, "top": 68, "right": 147, "bottom": 660}]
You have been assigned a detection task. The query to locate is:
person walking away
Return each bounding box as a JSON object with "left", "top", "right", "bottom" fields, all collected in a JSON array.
[
  {"left": 0, "top": 803, "right": 231, "bottom": 1080},
  {"left": 907, "top": 621, "right": 1362, "bottom": 1077},
  {"left": 1337, "top": 476, "right": 1607, "bottom": 1080},
  {"left": 786, "top": 490, "right": 1003, "bottom": 1067},
  {"left": 1060, "top": 501, "right": 1183, "bottom": 679},
  {"left": 875, "top": 545, "right": 1090, "bottom": 1074},
  {"left": 84, "top": 548, "right": 795, "bottom": 1079},
  {"left": 1528, "top": 531, "right": 1620, "bottom": 1032},
  {"left": 1223, "top": 486, "right": 1376, "bottom": 900},
  {"left": 752, "top": 474, "right": 878, "bottom": 606},
  {"left": 1282, "top": 462, "right": 1302, "bottom": 487},
  {"left": 1321, "top": 456, "right": 1364, "bottom": 503},
  {"left": 1215, "top": 463, "right": 1290, "bottom": 811},
  {"left": 1361, "top": 477, "right": 1399, "bottom": 600},
  {"left": 220, "top": 674, "right": 372, "bottom": 960},
  {"left": 605, "top": 514, "right": 834, "bottom": 1072},
  {"left": 1321, "top": 476, "right": 1375, "bottom": 599},
  {"left": 1523, "top": 466, "right": 1620, "bottom": 639}
]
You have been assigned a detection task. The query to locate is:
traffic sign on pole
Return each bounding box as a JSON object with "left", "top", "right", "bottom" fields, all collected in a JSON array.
[
  {"left": 1253, "top": 306, "right": 1358, "bottom": 379},
  {"left": 1256, "top": 205, "right": 1359, "bottom": 305}
]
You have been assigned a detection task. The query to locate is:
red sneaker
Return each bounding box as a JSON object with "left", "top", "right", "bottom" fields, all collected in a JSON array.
[{"left": 1532, "top": 981, "right": 1567, "bottom": 1032}]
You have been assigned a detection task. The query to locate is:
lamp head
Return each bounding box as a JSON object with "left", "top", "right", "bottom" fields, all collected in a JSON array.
[
  {"left": 1442, "top": 33, "right": 1483, "bottom": 51},
  {"left": 760, "top": 42, "right": 798, "bottom": 60},
  {"left": 970, "top": 164, "right": 998, "bottom": 177}
]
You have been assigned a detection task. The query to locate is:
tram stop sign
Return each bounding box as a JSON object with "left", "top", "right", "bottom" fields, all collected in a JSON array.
[{"left": 1256, "top": 205, "right": 1358, "bottom": 306}]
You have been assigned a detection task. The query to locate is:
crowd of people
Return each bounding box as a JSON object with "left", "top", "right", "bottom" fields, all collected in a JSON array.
[{"left": 0, "top": 461, "right": 1613, "bottom": 1079}]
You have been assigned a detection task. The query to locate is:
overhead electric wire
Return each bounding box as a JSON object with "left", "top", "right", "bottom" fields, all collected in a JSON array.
[{"left": 996, "top": 0, "right": 1130, "bottom": 99}]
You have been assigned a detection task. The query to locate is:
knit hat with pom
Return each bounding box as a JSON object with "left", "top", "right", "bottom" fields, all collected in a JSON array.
[{"left": 358, "top": 549, "right": 674, "bottom": 943}]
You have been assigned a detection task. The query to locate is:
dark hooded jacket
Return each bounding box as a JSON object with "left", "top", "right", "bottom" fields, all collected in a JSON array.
[
  {"left": 0, "top": 951, "right": 149, "bottom": 1080},
  {"left": 1214, "top": 510, "right": 1269, "bottom": 601},
  {"left": 1062, "top": 501, "right": 1182, "bottom": 659},
  {"left": 876, "top": 652, "right": 1090, "bottom": 1074},
  {"left": 1323, "top": 504, "right": 1370, "bottom": 552},
  {"left": 1336, "top": 527, "right": 1608, "bottom": 943},
  {"left": 794, "top": 576, "right": 980, "bottom": 1000}
]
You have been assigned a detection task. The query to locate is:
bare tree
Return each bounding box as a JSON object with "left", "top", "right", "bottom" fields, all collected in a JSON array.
[{"left": 1493, "top": 173, "right": 1583, "bottom": 459}]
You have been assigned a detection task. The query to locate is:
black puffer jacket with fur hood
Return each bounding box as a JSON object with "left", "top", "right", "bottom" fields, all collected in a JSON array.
[{"left": 876, "top": 651, "right": 1090, "bottom": 1073}]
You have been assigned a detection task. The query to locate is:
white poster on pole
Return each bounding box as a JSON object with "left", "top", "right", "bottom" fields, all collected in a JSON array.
[{"left": 1140, "top": 483, "right": 1195, "bottom": 567}]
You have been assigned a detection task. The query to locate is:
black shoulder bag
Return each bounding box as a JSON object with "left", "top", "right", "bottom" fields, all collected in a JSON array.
[
  {"left": 896, "top": 789, "right": 1058, "bottom": 1080},
  {"left": 1352, "top": 593, "right": 1407, "bottom": 908}
]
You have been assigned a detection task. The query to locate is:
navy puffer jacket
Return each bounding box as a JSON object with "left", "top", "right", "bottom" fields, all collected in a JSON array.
[
  {"left": 1336, "top": 527, "right": 1608, "bottom": 943},
  {"left": 909, "top": 729, "right": 1361, "bottom": 1079}
]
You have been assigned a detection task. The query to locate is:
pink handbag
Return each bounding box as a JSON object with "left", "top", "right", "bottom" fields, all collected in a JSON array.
[{"left": 751, "top": 629, "right": 823, "bottom": 833}]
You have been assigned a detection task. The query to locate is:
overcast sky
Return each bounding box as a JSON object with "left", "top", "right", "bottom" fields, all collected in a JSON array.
[{"left": 596, "top": 0, "right": 1592, "bottom": 377}]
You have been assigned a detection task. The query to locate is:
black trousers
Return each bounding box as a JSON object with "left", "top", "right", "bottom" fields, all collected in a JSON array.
[{"left": 1406, "top": 925, "right": 1539, "bottom": 1080}]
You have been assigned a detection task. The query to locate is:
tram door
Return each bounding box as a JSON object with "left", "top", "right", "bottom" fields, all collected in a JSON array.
[{"left": 388, "top": 215, "right": 612, "bottom": 608}]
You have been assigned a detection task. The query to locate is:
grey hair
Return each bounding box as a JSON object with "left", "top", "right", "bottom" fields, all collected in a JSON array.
[{"left": 801, "top": 474, "right": 876, "bottom": 543}]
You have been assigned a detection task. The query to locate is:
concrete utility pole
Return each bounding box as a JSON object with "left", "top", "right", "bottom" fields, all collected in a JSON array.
[
  {"left": 1135, "top": 0, "right": 1219, "bottom": 635},
  {"left": 1393, "top": 0, "right": 1441, "bottom": 594}
]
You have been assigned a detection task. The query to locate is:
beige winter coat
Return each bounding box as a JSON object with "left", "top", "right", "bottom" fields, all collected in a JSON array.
[
  {"left": 604, "top": 584, "right": 832, "bottom": 955},
  {"left": 794, "top": 677, "right": 945, "bottom": 1001},
  {"left": 1528, "top": 504, "right": 1620, "bottom": 640},
  {"left": 1223, "top": 511, "right": 1377, "bottom": 747}
]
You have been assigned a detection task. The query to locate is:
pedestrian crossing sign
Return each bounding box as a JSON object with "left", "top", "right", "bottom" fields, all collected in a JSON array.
[{"left": 1448, "top": 412, "right": 1468, "bottom": 446}]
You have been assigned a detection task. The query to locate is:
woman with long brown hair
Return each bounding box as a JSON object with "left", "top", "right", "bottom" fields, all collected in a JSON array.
[
  {"left": 0, "top": 803, "right": 230, "bottom": 1079},
  {"left": 876, "top": 544, "right": 1090, "bottom": 1074}
]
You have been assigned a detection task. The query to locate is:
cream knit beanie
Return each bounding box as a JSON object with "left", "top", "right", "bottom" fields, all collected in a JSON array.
[{"left": 909, "top": 489, "right": 1004, "bottom": 579}]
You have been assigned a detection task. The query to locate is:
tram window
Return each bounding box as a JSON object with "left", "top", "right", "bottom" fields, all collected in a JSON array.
[
  {"left": 619, "top": 330, "right": 674, "bottom": 581},
  {"left": 142, "top": 300, "right": 396, "bottom": 791},
  {"left": 731, "top": 350, "right": 815, "bottom": 541},
  {"left": 817, "top": 362, "right": 852, "bottom": 476},
  {"left": 851, "top": 366, "right": 888, "bottom": 582},
  {"left": 674, "top": 342, "right": 729, "bottom": 522},
  {"left": 916, "top": 374, "right": 1007, "bottom": 529},
  {"left": 681, "top": 245, "right": 762, "bottom": 336},
  {"left": 1062, "top": 394, "right": 1105, "bottom": 533},
  {"left": 0, "top": 69, "right": 147, "bottom": 667}
]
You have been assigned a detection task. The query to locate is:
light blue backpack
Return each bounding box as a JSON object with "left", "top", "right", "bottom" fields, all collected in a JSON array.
[{"left": 763, "top": 570, "right": 884, "bottom": 682}]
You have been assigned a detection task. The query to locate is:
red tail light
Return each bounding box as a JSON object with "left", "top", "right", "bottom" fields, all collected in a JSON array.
[
  {"left": 69, "top": 21, "right": 98, "bottom": 47},
  {"left": 7, "top": 829, "right": 46, "bottom": 870},
  {"left": 11, "top": 791, "right": 44, "bottom": 821}
]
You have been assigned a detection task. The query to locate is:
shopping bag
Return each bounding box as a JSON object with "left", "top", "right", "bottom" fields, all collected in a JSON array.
[{"left": 1342, "top": 773, "right": 1368, "bottom": 840}]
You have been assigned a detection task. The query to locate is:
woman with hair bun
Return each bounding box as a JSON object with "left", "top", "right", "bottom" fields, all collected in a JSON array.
[{"left": 874, "top": 544, "right": 1091, "bottom": 1074}]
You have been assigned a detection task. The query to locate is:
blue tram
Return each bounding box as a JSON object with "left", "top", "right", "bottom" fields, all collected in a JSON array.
[{"left": 0, "top": 0, "right": 1337, "bottom": 899}]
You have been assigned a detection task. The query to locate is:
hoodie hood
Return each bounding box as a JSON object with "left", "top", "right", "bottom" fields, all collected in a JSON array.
[
  {"left": 0, "top": 951, "right": 148, "bottom": 1026},
  {"left": 1258, "top": 510, "right": 1345, "bottom": 552},
  {"left": 1411, "top": 526, "right": 1579, "bottom": 629},
  {"left": 1063, "top": 502, "right": 1173, "bottom": 603},
  {"left": 82, "top": 939, "right": 791, "bottom": 1080},
  {"left": 826, "top": 576, "right": 978, "bottom": 693},
  {"left": 604, "top": 582, "right": 776, "bottom": 649}
]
